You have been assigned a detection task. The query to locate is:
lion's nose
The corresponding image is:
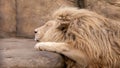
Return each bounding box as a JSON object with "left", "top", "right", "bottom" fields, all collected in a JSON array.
[{"left": 34, "top": 31, "right": 37, "bottom": 33}]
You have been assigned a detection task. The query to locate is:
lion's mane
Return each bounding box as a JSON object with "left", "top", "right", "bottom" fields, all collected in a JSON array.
[{"left": 52, "top": 7, "right": 120, "bottom": 68}]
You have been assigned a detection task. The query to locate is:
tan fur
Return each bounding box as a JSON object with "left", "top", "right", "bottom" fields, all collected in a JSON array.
[{"left": 34, "top": 7, "right": 120, "bottom": 68}]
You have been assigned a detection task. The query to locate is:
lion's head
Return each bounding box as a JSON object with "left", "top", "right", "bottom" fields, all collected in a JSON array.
[{"left": 35, "top": 7, "right": 120, "bottom": 67}]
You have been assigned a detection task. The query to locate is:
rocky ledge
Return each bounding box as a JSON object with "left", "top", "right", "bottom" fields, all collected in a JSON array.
[{"left": 0, "top": 38, "right": 65, "bottom": 68}]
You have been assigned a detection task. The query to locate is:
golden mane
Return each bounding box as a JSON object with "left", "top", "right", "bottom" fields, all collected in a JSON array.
[
  {"left": 53, "top": 7, "right": 120, "bottom": 67},
  {"left": 35, "top": 7, "right": 120, "bottom": 68}
]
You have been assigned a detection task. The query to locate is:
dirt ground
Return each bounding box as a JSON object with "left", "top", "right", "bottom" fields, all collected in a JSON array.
[{"left": 0, "top": 38, "right": 64, "bottom": 68}]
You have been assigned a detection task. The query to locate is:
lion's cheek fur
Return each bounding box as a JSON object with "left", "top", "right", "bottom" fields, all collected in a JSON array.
[{"left": 40, "top": 28, "right": 66, "bottom": 42}]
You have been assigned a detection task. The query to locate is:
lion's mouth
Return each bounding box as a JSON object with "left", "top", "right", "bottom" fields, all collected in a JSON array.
[{"left": 34, "top": 38, "right": 40, "bottom": 42}]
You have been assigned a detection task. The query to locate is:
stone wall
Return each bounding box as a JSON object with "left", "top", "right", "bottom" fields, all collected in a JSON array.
[
  {"left": 0, "top": 0, "right": 77, "bottom": 38},
  {"left": 0, "top": 0, "right": 120, "bottom": 38},
  {"left": 0, "top": 0, "right": 16, "bottom": 38},
  {"left": 84, "top": 0, "right": 120, "bottom": 21}
]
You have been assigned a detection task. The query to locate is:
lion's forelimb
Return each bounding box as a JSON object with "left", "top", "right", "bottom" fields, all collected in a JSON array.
[
  {"left": 34, "top": 42, "right": 87, "bottom": 66},
  {"left": 34, "top": 42, "right": 70, "bottom": 53}
]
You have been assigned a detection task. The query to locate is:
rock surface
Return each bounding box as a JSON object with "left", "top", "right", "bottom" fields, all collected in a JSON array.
[
  {"left": 0, "top": 0, "right": 120, "bottom": 38},
  {"left": 0, "top": 0, "right": 16, "bottom": 38},
  {"left": 84, "top": 0, "right": 120, "bottom": 21},
  {"left": 0, "top": 38, "right": 65, "bottom": 68},
  {"left": 0, "top": 0, "right": 76, "bottom": 38}
]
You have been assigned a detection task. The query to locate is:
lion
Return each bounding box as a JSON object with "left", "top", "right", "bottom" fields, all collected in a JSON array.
[{"left": 34, "top": 7, "right": 120, "bottom": 68}]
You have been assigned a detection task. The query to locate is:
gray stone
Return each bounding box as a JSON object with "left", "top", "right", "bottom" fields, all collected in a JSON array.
[
  {"left": 0, "top": 0, "right": 76, "bottom": 38},
  {"left": 0, "top": 0, "right": 16, "bottom": 38},
  {"left": 84, "top": 0, "right": 120, "bottom": 21},
  {"left": 0, "top": 38, "right": 65, "bottom": 68}
]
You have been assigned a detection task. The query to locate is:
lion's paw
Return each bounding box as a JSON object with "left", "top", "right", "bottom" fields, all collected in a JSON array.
[{"left": 34, "top": 43, "right": 47, "bottom": 51}]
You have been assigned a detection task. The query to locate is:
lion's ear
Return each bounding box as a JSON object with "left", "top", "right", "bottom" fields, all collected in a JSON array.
[{"left": 57, "top": 22, "right": 69, "bottom": 32}]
